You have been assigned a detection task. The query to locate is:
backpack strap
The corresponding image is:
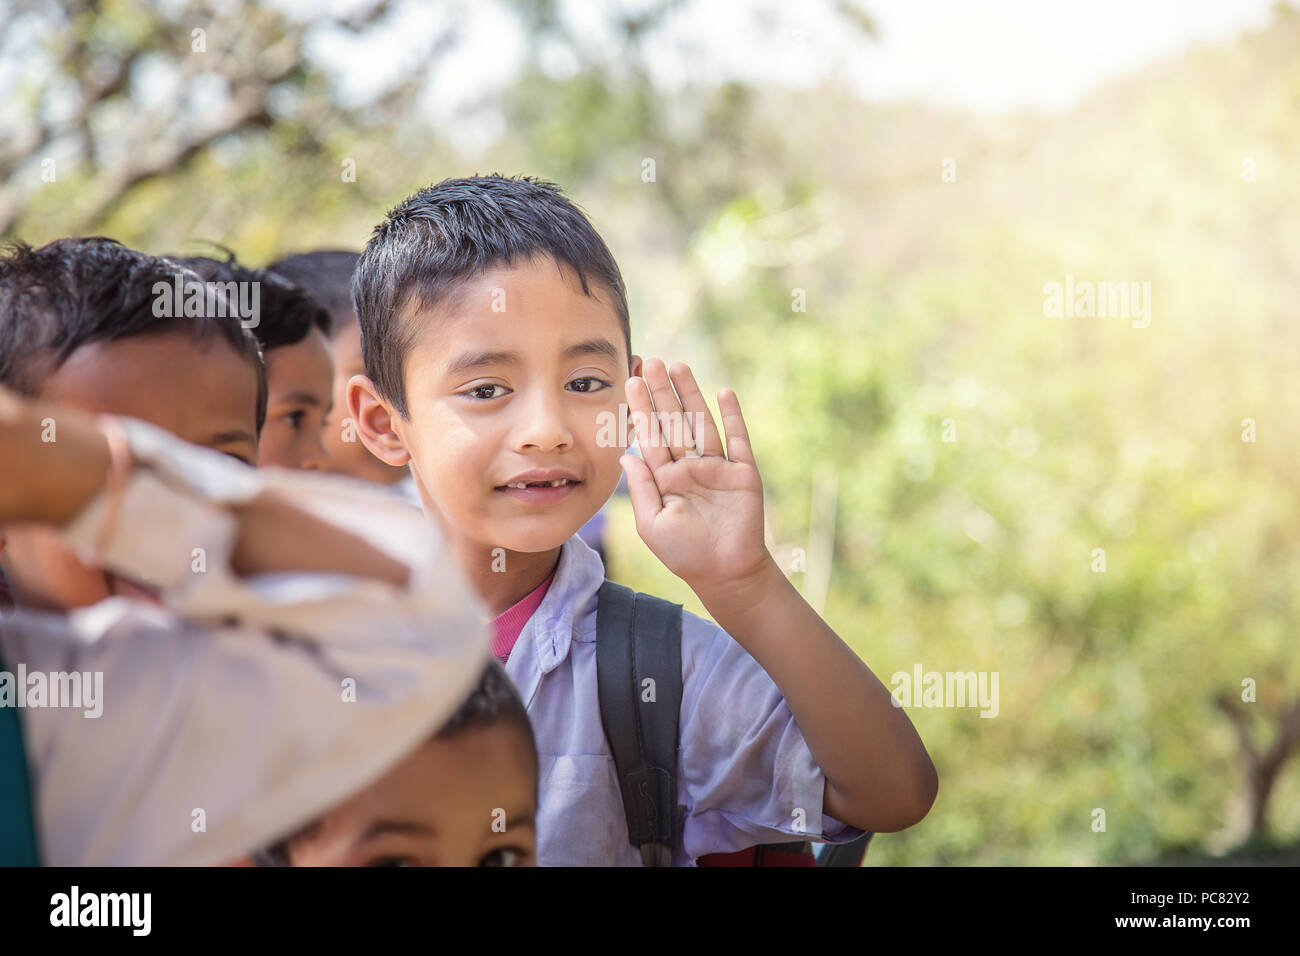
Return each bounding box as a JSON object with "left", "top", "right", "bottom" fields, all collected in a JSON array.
[
  {"left": 595, "top": 580, "right": 683, "bottom": 866},
  {"left": 817, "top": 831, "right": 874, "bottom": 867}
]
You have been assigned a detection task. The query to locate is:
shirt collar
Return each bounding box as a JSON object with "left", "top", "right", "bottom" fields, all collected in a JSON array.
[{"left": 523, "top": 535, "right": 604, "bottom": 675}]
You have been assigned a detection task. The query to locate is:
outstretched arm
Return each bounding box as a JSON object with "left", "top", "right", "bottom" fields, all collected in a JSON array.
[
  {"left": 0, "top": 384, "right": 408, "bottom": 587},
  {"left": 620, "top": 360, "right": 938, "bottom": 833}
]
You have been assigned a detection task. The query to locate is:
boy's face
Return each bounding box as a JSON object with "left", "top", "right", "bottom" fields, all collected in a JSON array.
[
  {"left": 259, "top": 327, "right": 334, "bottom": 470},
  {"left": 286, "top": 721, "right": 537, "bottom": 866},
  {"left": 351, "top": 255, "right": 639, "bottom": 555},
  {"left": 322, "top": 316, "right": 411, "bottom": 485},
  {"left": 0, "top": 331, "right": 260, "bottom": 610}
]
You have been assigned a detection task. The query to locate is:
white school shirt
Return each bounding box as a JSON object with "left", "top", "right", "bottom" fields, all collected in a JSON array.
[
  {"left": 0, "top": 418, "right": 488, "bottom": 866},
  {"left": 504, "top": 536, "right": 866, "bottom": 866}
]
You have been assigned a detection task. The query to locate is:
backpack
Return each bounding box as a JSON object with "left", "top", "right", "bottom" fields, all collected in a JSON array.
[
  {"left": 0, "top": 647, "right": 40, "bottom": 865},
  {"left": 595, "top": 580, "right": 872, "bottom": 867}
]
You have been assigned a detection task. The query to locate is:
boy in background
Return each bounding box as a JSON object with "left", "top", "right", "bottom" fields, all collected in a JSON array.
[
  {"left": 257, "top": 662, "right": 537, "bottom": 867},
  {"left": 347, "top": 175, "right": 938, "bottom": 865},
  {"left": 0, "top": 238, "right": 492, "bottom": 864},
  {"left": 0, "top": 379, "right": 489, "bottom": 865},
  {"left": 268, "top": 250, "right": 414, "bottom": 495},
  {"left": 0, "top": 238, "right": 265, "bottom": 610},
  {"left": 174, "top": 255, "right": 334, "bottom": 472}
]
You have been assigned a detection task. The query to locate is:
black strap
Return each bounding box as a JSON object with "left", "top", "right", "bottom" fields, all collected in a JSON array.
[
  {"left": 818, "top": 831, "right": 874, "bottom": 867},
  {"left": 596, "top": 581, "right": 683, "bottom": 866}
]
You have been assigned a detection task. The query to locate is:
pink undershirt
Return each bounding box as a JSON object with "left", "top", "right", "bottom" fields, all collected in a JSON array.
[{"left": 490, "top": 572, "right": 555, "bottom": 664}]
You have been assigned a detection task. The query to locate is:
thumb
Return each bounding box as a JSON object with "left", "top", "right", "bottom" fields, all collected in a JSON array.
[{"left": 620, "top": 454, "right": 662, "bottom": 532}]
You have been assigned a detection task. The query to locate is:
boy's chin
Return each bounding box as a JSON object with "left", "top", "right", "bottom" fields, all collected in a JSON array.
[{"left": 489, "top": 518, "right": 585, "bottom": 556}]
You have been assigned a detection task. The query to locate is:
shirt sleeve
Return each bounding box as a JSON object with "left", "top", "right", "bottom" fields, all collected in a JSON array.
[
  {"left": 676, "top": 611, "right": 866, "bottom": 860},
  {"left": 2, "top": 418, "right": 492, "bottom": 865},
  {"left": 2, "top": 592, "right": 488, "bottom": 866},
  {"left": 55, "top": 416, "right": 464, "bottom": 638}
]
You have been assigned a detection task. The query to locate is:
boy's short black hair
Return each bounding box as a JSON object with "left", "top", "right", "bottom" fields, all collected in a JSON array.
[
  {"left": 253, "top": 660, "right": 536, "bottom": 866},
  {"left": 266, "top": 250, "right": 360, "bottom": 336},
  {"left": 436, "top": 660, "right": 536, "bottom": 762},
  {"left": 173, "top": 255, "right": 332, "bottom": 351},
  {"left": 0, "top": 237, "right": 268, "bottom": 432},
  {"left": 353, "top": 174, "right": 631, "bottom": 419}
]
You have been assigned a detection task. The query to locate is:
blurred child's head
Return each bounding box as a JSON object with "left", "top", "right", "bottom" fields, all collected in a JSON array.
[
  {"left": 0, "top": 237, "right": 266, "bottom": 610},
  {"left": 262, "top": 662, "right": 538, "bottom": 866},
  {"left": 268, "top": 249, "right": 409, "bottom": 485},
  {"left": 177, "top": 255, "right": 333, "bottom": 471},
  {"left": 348, "top": 175, "right": 640, "bottom": 555}
]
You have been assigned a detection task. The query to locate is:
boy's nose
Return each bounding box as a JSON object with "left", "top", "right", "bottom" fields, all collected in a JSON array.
[
  {"left": 511, "top": 392, "right": 573, "bottom": 453},
  {"left": 300, "top": 434, "right": 330, "bottom": 471}
]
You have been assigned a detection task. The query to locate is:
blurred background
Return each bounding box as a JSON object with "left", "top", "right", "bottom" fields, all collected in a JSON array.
[{"left": 2, "top": 0, "right": 1297, "bottom": 864}]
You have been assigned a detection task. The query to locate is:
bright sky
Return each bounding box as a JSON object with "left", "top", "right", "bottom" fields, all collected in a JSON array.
[{"left": 297, "top": 0, "right": 1281, "bottom": 125}]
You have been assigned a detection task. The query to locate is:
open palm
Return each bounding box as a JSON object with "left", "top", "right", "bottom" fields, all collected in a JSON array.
[{"left": 620, "top": 359, "right": 770, "bottom": 592}]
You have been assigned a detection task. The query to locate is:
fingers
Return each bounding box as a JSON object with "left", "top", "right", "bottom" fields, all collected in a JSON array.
[
  {"left": 624, "top": 375, "right": 672, "bottom": 471},
  {"left": 718, "top": 388, "right": 756, "bottom": 466},
  {"left": 641, "top": 358, "right": 692, "bottom": 461},
  {"left": 620, "top": 453, "right": 663, "bottom": 533},
  {"left": 667, "top": 362, "right": 725, "bottom": 458}
]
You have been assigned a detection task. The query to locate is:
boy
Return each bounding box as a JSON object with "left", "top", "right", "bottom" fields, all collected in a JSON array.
[
  {"left": 175, "top": 255, "right": 335, "bottom": 471},
  {"left": 0, "top": 237, "right": 491, "bottom": 863},
  {"left": 347, "top": 175, "right": 939, "bottom": 865},
  {"left": 0, "top": 238, "right": 265, "bottom": 610},
  {"left": 257, "top": 662, "right": 537, "bottom": 867},
  {"left": 0, "top": 381, "right": 489, "bottom": 865},
  {"left": 267, "top": 250, "right": 415, "bottom": 492}
]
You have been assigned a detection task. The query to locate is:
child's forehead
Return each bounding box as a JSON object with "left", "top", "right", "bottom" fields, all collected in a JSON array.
[
  {"left": 401, "top": 257, "right": 627, "bottom": 368},
  {"left": 43, "top": 334, "right": 261, "bottom": 450}
]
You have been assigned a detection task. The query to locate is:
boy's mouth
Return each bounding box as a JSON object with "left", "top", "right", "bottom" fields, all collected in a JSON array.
[{"left": 495, "top": 469, "right": 582, "bottom": 505}]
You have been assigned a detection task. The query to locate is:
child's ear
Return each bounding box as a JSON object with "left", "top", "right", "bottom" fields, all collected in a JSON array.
[
  {"left": 629, "top": 354, "right": 643, "bottom": 378},
  {"left": 347, "top": 374, "right": 412, "bottom": 467}
]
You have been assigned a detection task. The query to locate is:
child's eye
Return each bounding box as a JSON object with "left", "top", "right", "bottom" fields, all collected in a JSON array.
[
  {"left": 567, "top": 377, "right": 611, "bottom": 394},
  {"left": 280, "top": 410, "right": 306, "bottom": 431},
  {"left": 461, "top": 383, "right": 510, "bottom": 401},
  {"left": 479, "top": 846, "right": 526, "bottom": 867},
  {"left": 365, "top": 856, "right": 415, "bottom": 867}
]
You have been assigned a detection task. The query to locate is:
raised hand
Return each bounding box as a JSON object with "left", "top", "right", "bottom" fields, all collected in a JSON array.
[{"left": 619, "top": 359, "right": 775, "bottom": 598}]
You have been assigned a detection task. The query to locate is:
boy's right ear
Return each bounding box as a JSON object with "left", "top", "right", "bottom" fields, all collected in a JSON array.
[{"left": 347, "top": 375, "right": 412, "bottom": 467}]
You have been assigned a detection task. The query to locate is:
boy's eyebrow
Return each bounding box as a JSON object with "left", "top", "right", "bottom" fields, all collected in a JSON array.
[
  {"left": 280, "top": 392, "right": 325, "bottom": 407},
  {"left": 563, "top": 338, "right": 620, "bottom": 363},
  {"left": 495, "top": 810, "right": 536, "bottom": 832},
  {"left": 209, "top": 429, "right": 259, "bottom": 449},
  {"left": 444, "top": 349, "right": 520, "bottom": 378},
  {"left": 358, "top": 820, "right": 436, "bottom": 843}
]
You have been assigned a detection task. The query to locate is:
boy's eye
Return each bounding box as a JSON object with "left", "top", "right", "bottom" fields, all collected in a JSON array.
[
  {"left": 479, "top": 847, "right": 526, "bottom": 867},
  {"left": 365, "top": 856, "right": 415, "bottom": 867},
  {"left": 280, "top": 410, "right": 306, "bottom": 431},
  {"left": 567, "top": 377, "right": 611, "bottom": 394},
  {"left": 462, "top": 383, "right": 510, "bottom": 401}
]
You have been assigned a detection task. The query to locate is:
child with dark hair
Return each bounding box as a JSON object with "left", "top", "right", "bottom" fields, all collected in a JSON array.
[
  {"left": 256, "top": 661, "right": 538, "bottom": 867},
  {"left": 0, "top": 381, "right": 488, "bottom": 865},
  {"left": 267, "top": 250, "right": 414, "bottom": 490},
  {"left": 174, "top": 255, "right": 334, "bottom": 472},
  {"left": 346, "top": 175, "right": 938, "bottom": 865},
  {"left": 0, "top": 237, "right": 266, "bottom": 610}
]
